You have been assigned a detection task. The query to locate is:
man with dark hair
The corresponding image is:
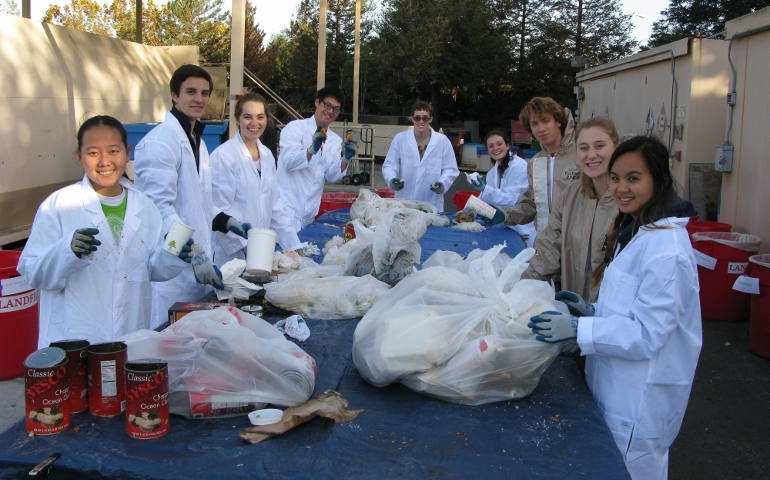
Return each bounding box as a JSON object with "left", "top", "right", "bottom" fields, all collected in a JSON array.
[
  {"left": 277, "top": 87, "right": 353, "bottom": 230},
  {"left": 133, "top": 63, "right": 223, "bottom": 329},
  {"left": 382, "top": 100, "right": 459, "bottom": 211},
  {"left": 484, "top": 96, "right": 579, "bottom": 240}
]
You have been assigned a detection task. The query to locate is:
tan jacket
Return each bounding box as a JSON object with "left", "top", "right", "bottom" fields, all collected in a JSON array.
[
  {"left": 522, "top": 179, "right": 618, "bottom": 302},
  {"left": 503, "top": 109, "right": 579, "bottom": 232}
]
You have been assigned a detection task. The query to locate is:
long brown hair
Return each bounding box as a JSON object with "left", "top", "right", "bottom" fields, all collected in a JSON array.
[
  {"left": 484, "top": 129, "right": 511, "bottom": 176},
  {"left": 591, "top": 136, "right": 677, "bottom": 287}
]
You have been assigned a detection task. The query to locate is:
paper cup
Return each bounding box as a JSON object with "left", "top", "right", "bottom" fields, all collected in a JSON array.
[
  {"left": 246, "top": 228, "right": 277, "bottom": 275},
  {"left": 464, "top": 195, "right": 497, "bottom": 219},
  {"left": 164, "top": 219, "right": 194, "bottom": 255}
]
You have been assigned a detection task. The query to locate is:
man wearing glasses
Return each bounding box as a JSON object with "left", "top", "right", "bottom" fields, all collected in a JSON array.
[
  {"left": 382, "top": 101, "right": 459, "bottom": 212},
  {"left": 277, "top": 87, "right": 351, "bottom": 230}
]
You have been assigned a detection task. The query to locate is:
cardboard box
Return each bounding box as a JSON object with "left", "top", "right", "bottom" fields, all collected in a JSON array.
[{"left": 168, "top": 302, "right": 233, "bottom": 325}]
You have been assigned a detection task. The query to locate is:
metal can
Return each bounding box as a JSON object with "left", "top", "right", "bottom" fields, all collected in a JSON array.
[
  {"left": 343, "top": 222, "right": 356, "bottom": 242},
  {"left": 49, "top": 339, "right": 89, "bottom": 413},
  {"left": 24, "top": 347, "right": 70, "bottom": 435},
  {"left": 125, "top": 359, "right": 169, "bottom": 439},
  {"left": 87, "top": 341, "right": 127, "bottom": 417}
]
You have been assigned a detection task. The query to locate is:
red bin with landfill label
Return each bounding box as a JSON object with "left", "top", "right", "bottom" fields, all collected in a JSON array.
[
  {"left": 692, "top": 232, "right": 761, "bottom": 322},
  {"left": 745, "top": 254, "right": 770, "bottom": 358},
  {"left": 0, "top": 251, "right": 39, "bottom": 380}
]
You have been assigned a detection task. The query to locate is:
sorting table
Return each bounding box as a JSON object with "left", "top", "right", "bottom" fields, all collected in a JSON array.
[{"left": 0, "top": 210, "right": 628, "bottom": 479}]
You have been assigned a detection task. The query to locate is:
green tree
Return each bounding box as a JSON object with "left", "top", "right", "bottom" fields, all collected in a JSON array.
[
  {"left": 42, "top": 0, "right": 113, "bottom": 36},
  {"left": 157, "top": 0, "right": 229, "bottom": 62},
  {"left": 648, "top": 0, "right": 770, "bottom": 47},
  {"left": 1, "top": 0, "right": 19, "bottom": 15}
]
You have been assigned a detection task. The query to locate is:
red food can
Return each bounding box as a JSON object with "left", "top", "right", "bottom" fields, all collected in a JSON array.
[
  {"left": 125, "top": 359, "right": 169, "bottom": 439},
  {"left": 87, "top": 342, "right": 127, "bottom": 417},
  {"left": 343, "top": 222, "right": 356, "bottom": 242},
  {"left": 49, "top": 339, "right": 89, "bottom": 413},
  {"left": 24, "top": 347, "right": 70, "bottom": 435}
]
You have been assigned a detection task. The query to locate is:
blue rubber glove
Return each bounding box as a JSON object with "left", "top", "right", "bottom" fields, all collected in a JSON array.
[
  {"left": 191, "top": 244, "right": 224, "bottom": 290},
  {"left": 528, "top": 310, "right": 579, "bottom": 343},
  {"left": 307, "top": 126, "right": 327, "bottom": 156},
  {"left": 390, "top": 178, "right": 404, "bottom": 191},
  {"left": 555, "top": 290, "right": 596, "bottom": 317},
  {"left": 479, "top": 206, "right": 505, "bottom": 227},
  {"left": 430, "top": 182, "right": 444, "bottom": 194},
  {"left": 470, "top": 177, "right": 486, "bottom": 191},
  {"left": 343, "top": 134, "right": 357, "bottom": 161},
  {"left": 226, "top": 217, "right": 251, "bottom": 240},
  {"left": 177, "top": 238, "right": 194, "bottom": 263},
  {"left": 70, "top": 228, "right": 101, "bottom": 258}
]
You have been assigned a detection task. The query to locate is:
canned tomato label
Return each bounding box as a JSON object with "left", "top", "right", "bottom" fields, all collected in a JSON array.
[
  {"left": 343, "top": 222, "right": 356, "bottom": 242},
  {"left": 24, "top": 347, "right": 70, "bottom": 435},
  {"left": 87, "top": 342, "right": 127, "bottom": 417},
  {"left": 49, "top": 339, "right": 89, "bottom": 413},
  {"left": 125, "top": 359, "right": 169, "bottom": 439}
]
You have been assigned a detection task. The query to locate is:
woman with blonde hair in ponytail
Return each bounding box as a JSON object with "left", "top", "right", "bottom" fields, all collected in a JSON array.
[{"left": 528, "top": 136, "right": 701, "bottom": 479}]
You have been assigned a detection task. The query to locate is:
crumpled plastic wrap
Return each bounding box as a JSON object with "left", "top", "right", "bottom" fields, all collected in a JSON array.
[
  {"left": 121, "top": 307, "right": 316, "bottom": 418},
  {"left": 352, "top": 245, "right": 564, "bottom": 405},
  {"left": 350, "top": 188, "right": 448, "bottom": 227},
  {"left": 216, "top": 258, "right": 263, "bottom": 301},
  {"left": 264, "top": 268, "right": 391, "bottom": 320}
]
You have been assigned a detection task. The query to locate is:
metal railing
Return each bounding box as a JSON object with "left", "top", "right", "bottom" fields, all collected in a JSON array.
[{"left": 243, "top": 67, "right": 302, "bottom": 128}]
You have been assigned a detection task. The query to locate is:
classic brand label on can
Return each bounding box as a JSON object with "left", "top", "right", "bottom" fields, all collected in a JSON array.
[
  {"left": 25, "top": 362, "right": 70, "bottom": 435},
  {"left": 88, "top": 343, "right": 127, "bottom": 417},
  {"left": 125, "top": 364, "right": 169, "bottom": 439},
  {"left": 50, "top": 340, "right": 89, "bottom": 414},
  {"left": 343, "top": 223, "right": 356, "bottom": 242}
]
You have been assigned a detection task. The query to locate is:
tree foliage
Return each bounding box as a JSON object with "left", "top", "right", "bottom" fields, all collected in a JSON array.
[
  {"left": 648, "top": 0, "right": 770, "bottom": 47},
  {"left": 1, "top": 0, "right": 19, "bottom": 15}
]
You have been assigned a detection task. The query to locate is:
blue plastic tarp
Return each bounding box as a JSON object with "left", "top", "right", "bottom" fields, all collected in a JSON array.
[{"left": 0, "top": 210, "right": 628, "bottom": 479}]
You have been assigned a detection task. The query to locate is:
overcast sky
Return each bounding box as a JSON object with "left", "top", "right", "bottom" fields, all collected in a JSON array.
[{"left": 30, "top": 0, "right": 670, "bottom": 45}]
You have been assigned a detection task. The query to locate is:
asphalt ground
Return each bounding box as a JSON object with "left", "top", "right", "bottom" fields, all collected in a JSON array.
[{"left": 1, "top": 160, "right": 768, "bottom": 478}]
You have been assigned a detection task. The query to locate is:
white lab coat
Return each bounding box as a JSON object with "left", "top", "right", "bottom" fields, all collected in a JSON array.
[
  {"left": 382, "top": 128, "right": 460, "bottom": 212},
  {"left": 276, "top": 117, "right": 347, "bottom": 230},
  {"left": 18, "top": 176, "right": 187, "bottom": 347},
  {"left": 133, "top": 111, "right": 215, "bottom": 328},
  {"left": 577, "top": 217, "right": 702, "bottom": 480},
  {"left": 210, "top": 133, "right": 303, "bottom": 265},
  {"left": 479, "top": 154, "right": 537, "bottom": 246}
]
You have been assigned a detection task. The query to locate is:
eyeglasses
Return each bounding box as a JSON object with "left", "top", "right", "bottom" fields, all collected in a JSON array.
[
  {"left": 412, "top": 115, "right": 431, "bottom": 123},
  {"left": 321, "top": 100, "right": 341, "bottom": 113}
]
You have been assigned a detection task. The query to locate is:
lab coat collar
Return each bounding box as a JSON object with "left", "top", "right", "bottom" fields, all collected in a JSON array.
[{"left": 78, "top": 174, "right": 143, "bottom": 249}]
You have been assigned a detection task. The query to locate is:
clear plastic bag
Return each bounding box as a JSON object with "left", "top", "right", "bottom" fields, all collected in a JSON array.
[
  {"left": 352, "top": 245, "right": 564, "bottom": 405},
  {"left": 264, "top": 271, "right": 391, "bottom": 320},
  {"left": 121, "top": 307, "right": 316, "bottom": 418}
]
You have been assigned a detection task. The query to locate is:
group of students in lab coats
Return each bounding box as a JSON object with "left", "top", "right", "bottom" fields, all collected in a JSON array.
[
  {"left": 19, "top": 60, "right": 700, "bottom": 479},
  {"left": 383, "top": 95, "right": 702, "bottom": 479}
]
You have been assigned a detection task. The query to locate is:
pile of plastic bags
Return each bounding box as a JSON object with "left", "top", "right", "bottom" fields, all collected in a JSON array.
[
  {"left": 122, "top": 307, "right": 316, "bottom": 418},
  {"left": 352, "top": 245, "right": 565, "bottom": 405}
]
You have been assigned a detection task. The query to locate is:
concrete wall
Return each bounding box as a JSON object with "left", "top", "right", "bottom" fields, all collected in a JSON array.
[
  {"left": 576, "top": 38, "right": 729, "bottom": 218},
  {"left": 0, "top": 15, "right": 198, "bottom": 240},
  {"left": 720, "top": 7, "right": 770, "bottom": 252}
]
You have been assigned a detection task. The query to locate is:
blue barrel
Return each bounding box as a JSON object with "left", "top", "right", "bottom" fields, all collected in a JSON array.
[{"left": 124, "top": 121, "right": 229, "bottom": 159}]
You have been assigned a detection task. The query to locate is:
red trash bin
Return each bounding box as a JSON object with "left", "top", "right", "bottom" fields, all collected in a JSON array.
[
  {"left": 686, "top": 217, "right": 732, "bottom": 244},
  {"left": 692, "top": 232, "right": 761, "bottom": 322},
  {"left": 316, "top": 192, "right": 358, "bottom": 218},
  {"left": 746, "top": 254, "right": 770, "bottom": 358},
  {"left": 0, "top": 251, "right": 40, "bottom": 380},
  {"left": 451, "top": 190, "right": 480, "bottom": 212}
]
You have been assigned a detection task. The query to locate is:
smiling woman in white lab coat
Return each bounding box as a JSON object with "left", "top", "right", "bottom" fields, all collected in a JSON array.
[
  {"left": 19, "top": 116, "right": 189, "bottom": 347},
  {"left": 529, "top": 136, "right": 701, "bottom": 480},
  {"left": 210, "top": 93, "right": 304, "bottom": 265},
  {"left": 473, "top": 130, "right": 536, "bottom": 246}
]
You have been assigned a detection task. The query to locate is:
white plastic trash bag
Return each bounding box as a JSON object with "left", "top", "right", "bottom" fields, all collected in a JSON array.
[
  {"left": 350, "top": 188, "right": 448, "bottom": 227},
  {"left": 121, "top": 307, "right": 316, "bottom": 418},
  {"left": 264, "top": 272, "right": 391, "bottom": 320},
  {"left": 352, "top": 245, "right": 564, "bottom": 405}
]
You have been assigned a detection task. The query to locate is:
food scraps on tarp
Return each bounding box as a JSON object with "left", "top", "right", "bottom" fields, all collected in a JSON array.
[{"left": 239, "top": 391, "right": 363, "bottom": 444}]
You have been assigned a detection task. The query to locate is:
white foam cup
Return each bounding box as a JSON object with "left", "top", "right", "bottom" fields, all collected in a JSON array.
[
  {"left": 246, "top": 228, "right": 277, "bottom": 275},
  {"left": 164, "top": 219, "right": 194, "bottom": 255}
]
